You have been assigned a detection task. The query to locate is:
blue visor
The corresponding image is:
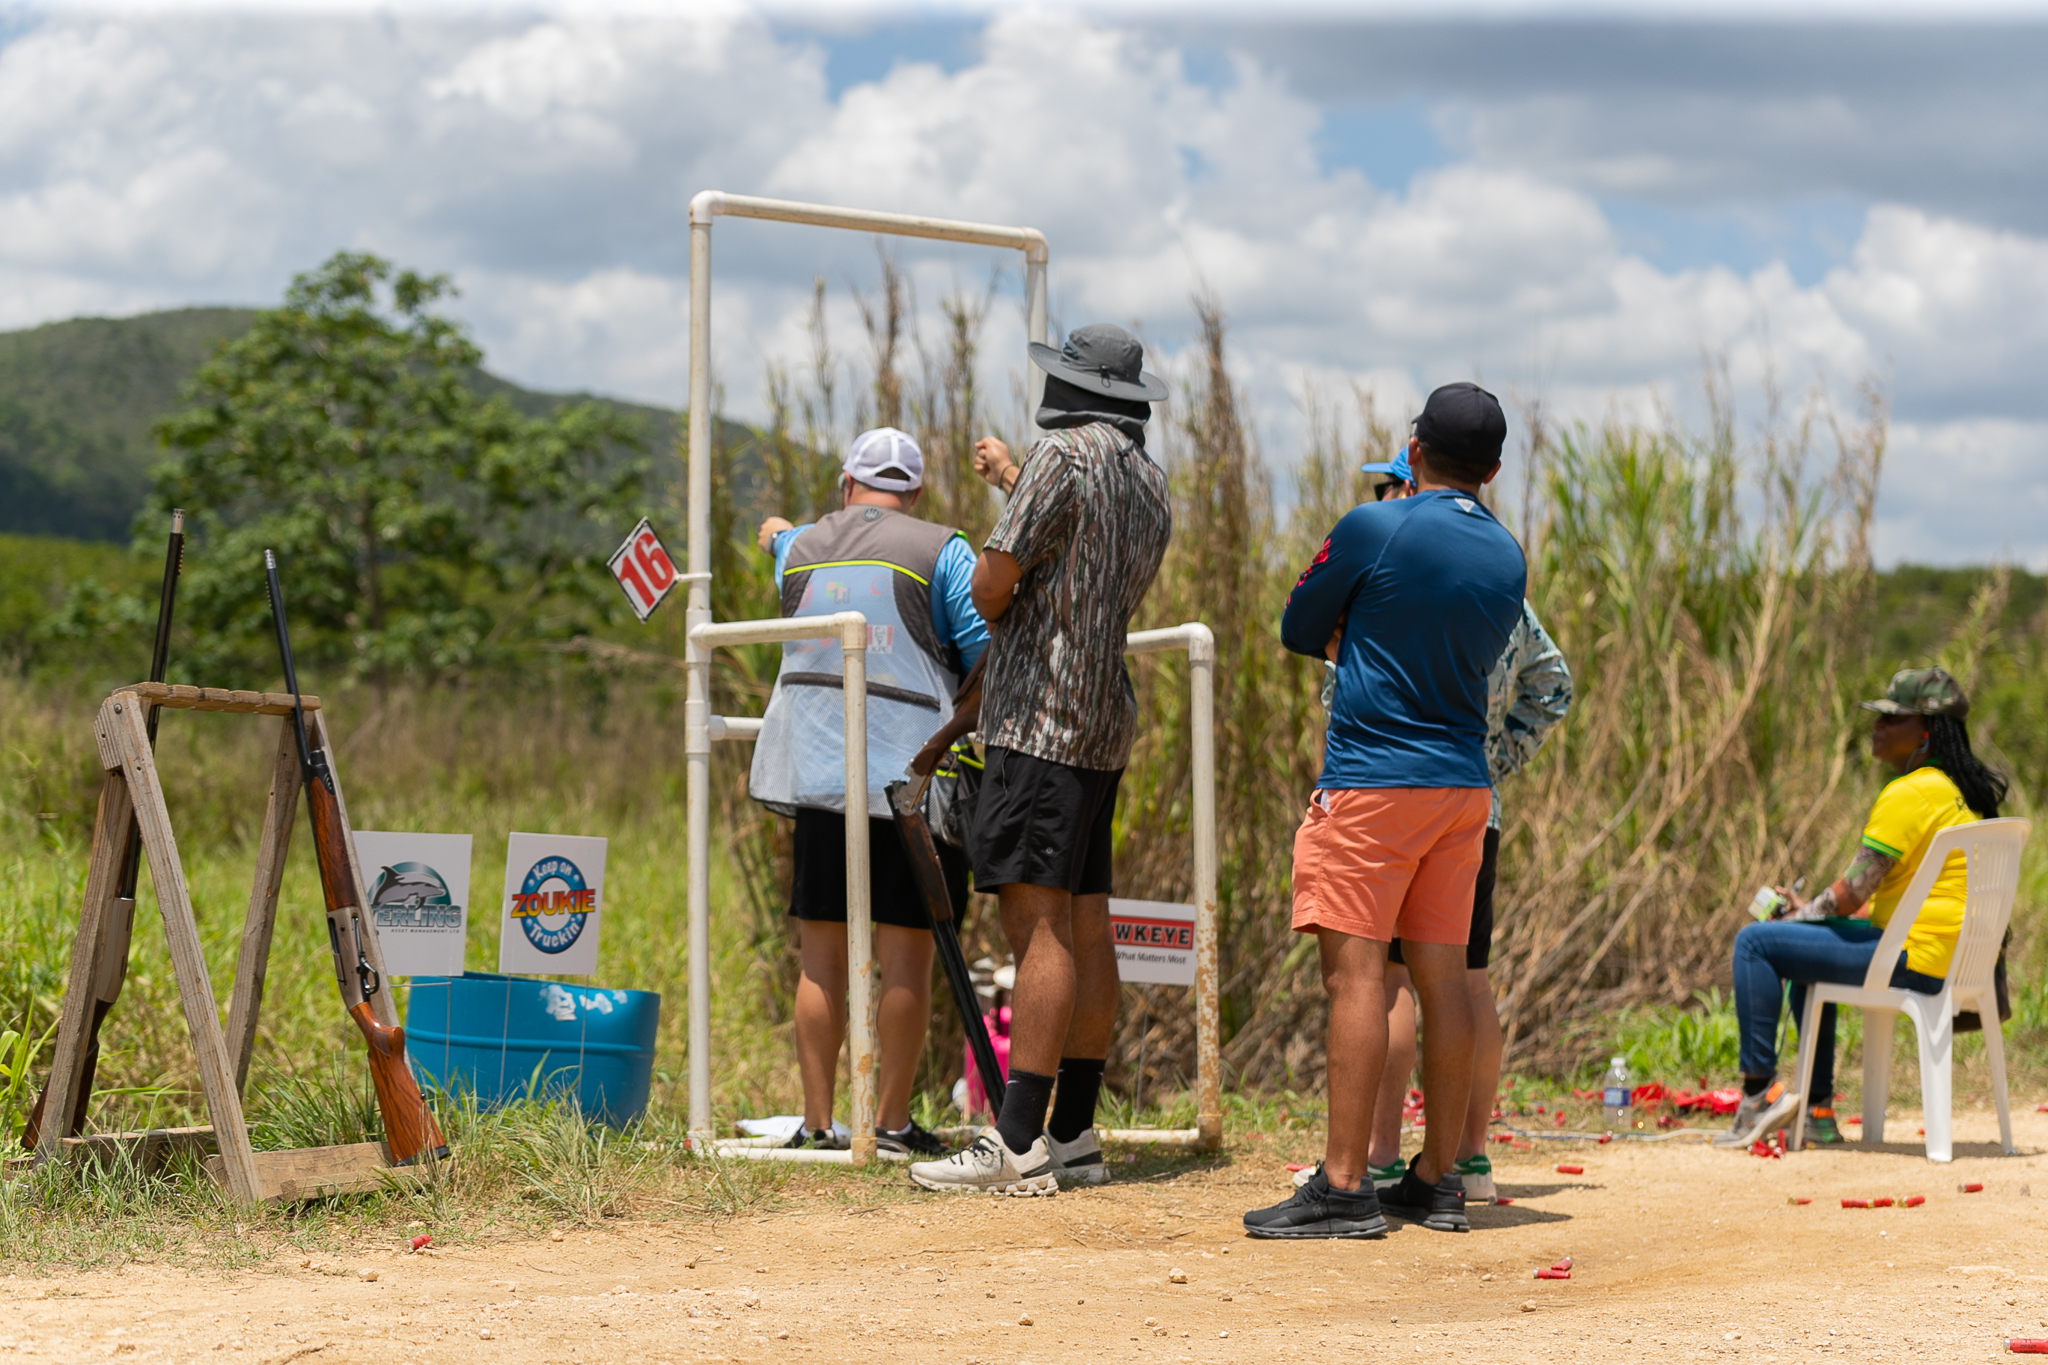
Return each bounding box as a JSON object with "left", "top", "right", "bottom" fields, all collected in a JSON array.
[{"left": 1359, "top": 448, "right": 1412, "bottom": 482}]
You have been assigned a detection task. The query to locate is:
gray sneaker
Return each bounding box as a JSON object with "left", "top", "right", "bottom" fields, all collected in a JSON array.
[
  {"left": 1044, "top": 1128, "right": 1108, "bottom": 1186},
  {"left": 908, "top": 1129, "right": 1058, "bottom": 1196},
  {"left": 1713, "top": 1081, "right": 1800, "bottom": 1148}
]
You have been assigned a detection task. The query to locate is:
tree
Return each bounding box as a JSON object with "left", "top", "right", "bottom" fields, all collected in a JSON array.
[{"left": 151, "top": 252, "right": 647, "bottom": 683}]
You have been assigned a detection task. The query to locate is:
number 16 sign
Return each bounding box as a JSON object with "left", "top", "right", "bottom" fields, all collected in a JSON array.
[{"left": 608, "top": 518, "right": 679, "bottom": 621}]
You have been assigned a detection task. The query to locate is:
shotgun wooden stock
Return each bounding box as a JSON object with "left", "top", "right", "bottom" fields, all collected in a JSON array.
[{"left": 302, "top": 749, "right": 448, "bottom": 1165}]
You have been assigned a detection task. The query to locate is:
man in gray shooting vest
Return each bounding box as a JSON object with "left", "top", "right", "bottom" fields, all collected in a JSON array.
[{"left": 753, "top": 427, "right": 988, "bottom": 1157}]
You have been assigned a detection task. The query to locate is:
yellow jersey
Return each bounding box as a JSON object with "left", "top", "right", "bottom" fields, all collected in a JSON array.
[{"left": 1862, "top": 764, "right": 1978, "bottom": 978}]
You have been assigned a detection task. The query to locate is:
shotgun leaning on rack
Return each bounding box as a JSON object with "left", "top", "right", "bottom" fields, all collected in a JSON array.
[
  {"left": 885, "top": 658, "right": 1007, "bottom": 1110},
  {"left": 264, "top": 550, "right": 448, "bottom": 1165},
  {"left": 21, "top": 510, "right": 185, "bottom": 1151}
]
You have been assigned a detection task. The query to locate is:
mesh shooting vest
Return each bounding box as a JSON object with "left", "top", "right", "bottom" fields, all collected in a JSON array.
[{"left": 749, "top": 505, "right": 968, "bottom": 818}]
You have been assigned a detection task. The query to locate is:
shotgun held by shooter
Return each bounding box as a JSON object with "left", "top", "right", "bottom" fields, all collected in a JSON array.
[{"left": 264, "top": 550, "right": 448, "bottom": 1165}]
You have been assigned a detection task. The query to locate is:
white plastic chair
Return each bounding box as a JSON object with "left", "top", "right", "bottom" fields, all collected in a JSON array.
[{"left": 1789, "top": 817, "right": 2031, "bottom": 1162}]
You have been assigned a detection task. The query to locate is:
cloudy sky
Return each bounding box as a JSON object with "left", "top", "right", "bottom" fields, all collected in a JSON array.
[{"left": 4, "top": 2, "right": 2046, "bottom": 566}]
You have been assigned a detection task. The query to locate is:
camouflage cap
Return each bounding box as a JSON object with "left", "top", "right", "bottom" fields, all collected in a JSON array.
[{"left": 1859, "top": 666, "right": 1969, "bottom": 720}]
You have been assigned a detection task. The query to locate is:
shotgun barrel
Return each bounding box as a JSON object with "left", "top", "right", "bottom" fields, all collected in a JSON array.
[{"left": 22, "top": 509, "right": 184, "bottom": 1150}]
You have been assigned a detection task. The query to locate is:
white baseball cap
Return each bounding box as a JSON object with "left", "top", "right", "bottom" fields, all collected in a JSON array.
[{"left": 843, "top": 427, "right": 924, "bottom": 491}]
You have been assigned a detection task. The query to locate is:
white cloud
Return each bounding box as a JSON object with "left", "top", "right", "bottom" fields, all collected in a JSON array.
[{"left": 0, "top": 8, "right": 2044, "bottom": 563}]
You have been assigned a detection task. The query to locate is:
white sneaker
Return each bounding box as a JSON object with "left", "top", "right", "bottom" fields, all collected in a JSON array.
[
  {"left": 1455, "top": 1155, "right": 1496, "bottom": 1204},
  {"left": 908, "top": 1129, "right": 1058, "bottom": 1196},
  {"left": 1044, "top": 1128, "right": 1109, "bottom": 1186}
]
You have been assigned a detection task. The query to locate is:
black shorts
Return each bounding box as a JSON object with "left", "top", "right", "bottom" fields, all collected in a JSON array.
[
  {"left": 969, "top": 746, "right": 1122, "bottom": 896},
  {"left": 788, "top": 809, "right": 968, "bottom": 931},
  {"left": 1390, "top": 825, "right": 1499, "bottom": 971}
]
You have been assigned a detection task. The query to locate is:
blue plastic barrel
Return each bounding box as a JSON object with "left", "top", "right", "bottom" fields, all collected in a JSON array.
[{"left": 405, "top": 972, "right": 660, "bottom": 1126}]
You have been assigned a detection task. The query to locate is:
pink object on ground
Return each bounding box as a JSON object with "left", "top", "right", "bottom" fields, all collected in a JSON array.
[
  {"left": 1903, "top": 1195, "right": 1926, "bottom": 1207},
  {"left": 1555, "top": 1164, "right": 1583, "bottom": 1175},
  {"left": 1533, "top": 1267, "right": 1571, "bottom": 1280},
  {"left": 1962, "top": 1182, "right": 1985, "bottom": 1193},
  {"left": 964, "top": 1005, "right": 1013, "bottom": 1117},
  {"left": 409, "top": 1234, "right": 432, "bottom": 1252}
]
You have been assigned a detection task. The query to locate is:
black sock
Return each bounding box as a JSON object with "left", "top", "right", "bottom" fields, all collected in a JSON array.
[
  {"left": 1047, "top": 1058, "right": 1107, "bottom": 1143},
  {"left": 1742, "top": 1074, "right": 1772, "bottom": 1097},
  {"left": 995, "top": 1069, "right": 1056, "bottom": 1155}
]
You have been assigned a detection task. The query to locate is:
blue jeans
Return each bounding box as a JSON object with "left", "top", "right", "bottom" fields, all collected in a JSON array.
[{"left": 1732, "top": 920, "right": 1945, "bottom": 1102}]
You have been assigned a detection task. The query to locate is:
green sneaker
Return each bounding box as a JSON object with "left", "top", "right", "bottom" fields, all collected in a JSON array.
[
  {"left": 1804, "top": 1106, "right": 1843, "bottom": 1145},
  {"left": 1455, "top": 1154, "right": 1496, "bottom": 1204}
]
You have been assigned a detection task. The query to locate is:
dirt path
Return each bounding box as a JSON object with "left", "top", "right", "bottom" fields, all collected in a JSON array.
[{"left": 11, "top": 1109, "right": 2048, "bottom": 1364}]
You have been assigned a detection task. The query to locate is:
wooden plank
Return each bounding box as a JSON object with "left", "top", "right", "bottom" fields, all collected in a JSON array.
[
  {"left": 35, "top": 746, "right": 134, "bottom": 1167},
  {"left": 120, "top": 682, "right": 321, "bottom": 715},
  {"left": 310, "top": 708, "right": 400, "bottom": 1031},
  {"left": 202, "top": 1141, "right": 422, "bottom": 1202},
  {"left": 109, "top": 698, "right": 264, "bottom": 1204},
  {"left": 62, "top": 1126, "right": 216, "bottom": 1172},
  {"left": 225, "top": 716, "right": 303, "bottom": 1093}
]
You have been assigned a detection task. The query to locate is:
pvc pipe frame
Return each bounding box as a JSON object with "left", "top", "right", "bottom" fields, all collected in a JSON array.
[
  {"left": 685, "top": 191, "right": 1050, "bottom": 1163},
  {"left": 705, "top": 621, "right": 1222, "bottom": 1153},
  {"left": 689, "top": 612, "right": 870, "bottom": 1159}
]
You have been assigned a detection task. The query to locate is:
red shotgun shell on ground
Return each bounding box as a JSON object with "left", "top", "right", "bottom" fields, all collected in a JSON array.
[
  {"left": 1555, "top": 1164, "right": 1584, "bottom": 1175},
  {"left": 1495, "top": 1197, "right": 1514, "bottom": 1205},
  {"left": 409, "top": 1234, "right": 432, "bottom": 1251},
  {"left": 1789, "top": 1197, "right": 1812, "bottom": 1205},
  {"left": 1533, "top": 1267, "right": 1571, "bottom": 1280},
  {"left": 1962, "top": 1182, "right": 1985, "bottom": 1193},
  {"left": 1903, "top": 1195, "right": 1925, "bottom": 1207},
  {"left": 1872, "top": 1197, "right": 1895, "bottom": 1208},
  {"left": 2007, "top": 1339, "right": 2048, "bottom": 1354},
  {"left": 1551, "top": 1257, "right": 1573, "bottom": 1271},
  {"left": 1841, "top": 1198, "right": 1870, "bottom": 1208}
]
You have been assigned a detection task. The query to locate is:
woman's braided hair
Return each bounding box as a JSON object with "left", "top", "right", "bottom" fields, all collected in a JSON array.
[{"left": 1925, "top": 714, "right": 2008, "bottom": 818}]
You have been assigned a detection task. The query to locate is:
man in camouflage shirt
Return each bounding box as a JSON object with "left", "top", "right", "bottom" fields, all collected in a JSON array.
[{"left": 909, "top": 324, "right": 1172, "bottom": 1196}]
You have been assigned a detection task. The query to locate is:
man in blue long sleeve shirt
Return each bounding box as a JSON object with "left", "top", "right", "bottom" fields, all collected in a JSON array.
[{"left": 1245, "top": 383, "right": 1527, "bottom": 1241}]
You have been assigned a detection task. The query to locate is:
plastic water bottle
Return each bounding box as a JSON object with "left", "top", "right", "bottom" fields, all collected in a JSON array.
[{"left": 1602, "top": 1055, "right": 1633, "bottom": 1132}]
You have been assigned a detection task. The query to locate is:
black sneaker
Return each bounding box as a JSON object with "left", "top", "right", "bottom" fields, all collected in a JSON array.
[
  {"left": 1378, "top": 1155, "right": 1469, "bottom": 1232},
  {"left": 876, "top": 1120, "right": 945, "bottom": 1158},
  {"left": 1243, "top": 1166, "right": 1388, "bottom": 1240},
  {"left": 783, "top": 1127, "right": 845, "bottom": 1150}
]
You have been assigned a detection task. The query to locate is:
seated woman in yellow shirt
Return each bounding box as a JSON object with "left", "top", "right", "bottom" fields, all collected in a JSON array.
[{"left": 1719, "top": 668, "right": 2008, "bottom": 1148}]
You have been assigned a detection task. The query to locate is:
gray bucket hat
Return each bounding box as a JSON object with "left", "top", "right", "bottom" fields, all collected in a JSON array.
[{"left": 1027, "top": 324, "right": 1168, "bottom": 402}]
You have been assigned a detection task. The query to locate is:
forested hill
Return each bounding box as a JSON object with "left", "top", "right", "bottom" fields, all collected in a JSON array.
[
  {"left": 0, "top": 308, "right": 715, "bottom": 542},
  {"left": 0, "top": 310, "right": 258, "bottom": 540}
]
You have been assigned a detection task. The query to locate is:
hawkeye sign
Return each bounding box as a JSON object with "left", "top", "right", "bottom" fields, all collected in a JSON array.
[
  {"left": 608, "top": 518, "right": 679, "bottom": 621},
  {"left": 1109, "top": 898, "right": 1197, "bottom": 986}
]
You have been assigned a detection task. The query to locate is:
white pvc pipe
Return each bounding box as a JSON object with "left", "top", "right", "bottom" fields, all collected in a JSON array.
[
  {"left": 707, "top": 715, "right": 761, "bottom": 742},
  {"left": 682, "top": 192, "right": 1051, "bottom": 1158},
  {"left": 687, "top": 611, "right": 871, "bottom": 1161},
  {"left": 1122, "top": 622, "right": 1222, "bottom": 1150}
]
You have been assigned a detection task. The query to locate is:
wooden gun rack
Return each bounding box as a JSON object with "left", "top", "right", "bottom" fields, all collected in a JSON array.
[{"left": 34, "top": 684, "right": 436, "bottom": 1202}]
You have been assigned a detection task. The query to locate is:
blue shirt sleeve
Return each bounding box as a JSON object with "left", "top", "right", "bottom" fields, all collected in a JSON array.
[
  {"left": 1280, "top": 503, "right": 1385, "bottom": 658},
  {"left": 769, "top": 525, "right": 811, "bottom": 591},
  {"left": 930, "top": 533, "right": 988, "bottom": 671}
]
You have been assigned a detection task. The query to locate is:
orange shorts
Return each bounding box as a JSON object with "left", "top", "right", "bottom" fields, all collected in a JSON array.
[{"left": 1290, "top": 787, "right": 1490, "bottom": 944}]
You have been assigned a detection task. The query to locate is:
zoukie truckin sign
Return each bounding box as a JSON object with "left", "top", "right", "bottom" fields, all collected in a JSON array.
[
  {"left": 608, "top": 518, "right": 679, "bottom": 622},
  {"left": 498, "top": 832, "right": 608, "bottom": 976}
]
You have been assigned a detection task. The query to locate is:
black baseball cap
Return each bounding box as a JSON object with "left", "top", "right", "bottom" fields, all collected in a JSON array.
[{"left": 1414, "top": 382, "right": 1507, "bottom": 468}]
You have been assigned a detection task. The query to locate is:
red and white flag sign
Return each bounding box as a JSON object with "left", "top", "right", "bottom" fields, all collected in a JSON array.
[{"left": 608, "top": 518, "right": 678, "bottom": 621}]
